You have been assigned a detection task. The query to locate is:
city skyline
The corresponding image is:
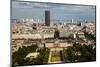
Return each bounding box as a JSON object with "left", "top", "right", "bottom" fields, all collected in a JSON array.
[{"left": 12, "top": 1, "right": 96, "bottom": 21}]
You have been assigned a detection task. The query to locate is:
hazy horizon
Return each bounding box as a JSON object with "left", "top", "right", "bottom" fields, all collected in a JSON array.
[{"left": 12, "top": 1, "right": 96, "bottom": 21}]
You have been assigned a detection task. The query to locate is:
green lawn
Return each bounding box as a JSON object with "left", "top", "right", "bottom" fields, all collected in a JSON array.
[{"left": 51, "top": 51, "right": 61, "bottom": 62}]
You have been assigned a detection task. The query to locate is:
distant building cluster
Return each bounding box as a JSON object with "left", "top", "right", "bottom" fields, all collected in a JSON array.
[
  {"left": 11, "top": 10, "right": 96, "bottom": 53},
  {"left": 12, "top": 19, "right": 95, "bottom": 39}
]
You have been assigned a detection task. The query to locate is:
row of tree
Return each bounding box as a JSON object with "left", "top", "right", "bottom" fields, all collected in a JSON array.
[
  {"left": 84, "top": 31, "right": 96, "bottom": 41},
  {"left": 64, "top": 43, "right": 96, "bottom": 62},
  {"left": 12, "top": 44, "right": 38, "bottom": 66},
  {"left": 12, "top": 44, "right": 50, "bottom": 67},
  {"left": 37, "top": 48, "right": 50, "bottom": 64}
]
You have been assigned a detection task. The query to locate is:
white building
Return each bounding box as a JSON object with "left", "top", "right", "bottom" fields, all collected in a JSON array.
[
  {"left": 26, "top": 52, "right": 40, "bottom": 59},
  {"left": 43, "top": 33, "right": 54, "bottom": 38},
  {"left": 12, "top": 34, "right": 42, "bottom": 39}
]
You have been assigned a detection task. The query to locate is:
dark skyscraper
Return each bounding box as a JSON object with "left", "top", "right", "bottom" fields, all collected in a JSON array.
[{"left": 45, "top": 10, "right": 50, "bottom": 26}]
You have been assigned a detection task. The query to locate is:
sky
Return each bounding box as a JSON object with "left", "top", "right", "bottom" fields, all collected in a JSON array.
[{"left": 12, "top": 1, "right": 96, "bottom": 21}]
